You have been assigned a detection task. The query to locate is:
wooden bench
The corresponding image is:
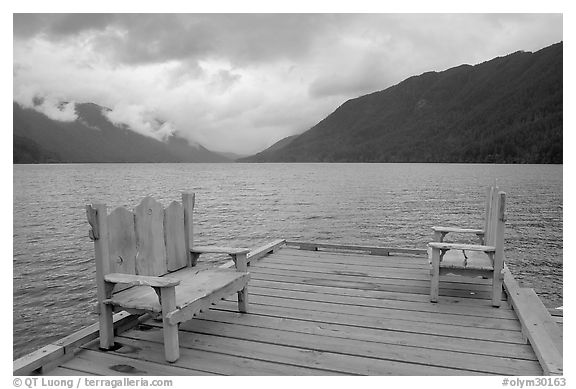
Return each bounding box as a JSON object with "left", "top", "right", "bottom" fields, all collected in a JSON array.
[
  {"left": 429, "top": 188, "right": 506, "bottom": 307},
  {"left": 86, "top": 193, "right": 250, "bottom": 362}
]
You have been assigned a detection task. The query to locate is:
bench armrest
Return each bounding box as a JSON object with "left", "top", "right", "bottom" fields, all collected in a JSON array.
[
  {"left": 104, "top": 273, "right": 180, "bottom": 288},
  {"left": 191, "top": 246, "right": 250, "bottom": 255},
  {"left": 190, "top": 246, "right": 250, "bottom": 271},
  {"left": 428, "top": 242, "right": 496, "bottom": 252},
  {"left": 432, "top": 226, "right": 484, "bottom": 235}
]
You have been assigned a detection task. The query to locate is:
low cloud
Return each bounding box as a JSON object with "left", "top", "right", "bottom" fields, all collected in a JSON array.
[
  {"left": 16, "top": 93, "right": 78, "bottom": 122},
  {"left": 104, "top": 104, "right": 176, "bottom": 141}
]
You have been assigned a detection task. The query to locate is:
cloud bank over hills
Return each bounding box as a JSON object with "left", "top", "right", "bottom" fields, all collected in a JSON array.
[{"left": 13, "top": 14, "right": 562, "bottom": 155}]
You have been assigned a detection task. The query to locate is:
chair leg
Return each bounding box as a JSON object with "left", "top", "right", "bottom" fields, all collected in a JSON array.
[
  {"left": 98, "top": 303, "right": 115, "bottom": 349},
  {"left": 238, "top": 287, "right": 249, "bottom": 313},
  {"left": 430, "top": 248, "right": 440, "bottom": 303},
  {"left": 160, "top": 287, "right": 179, "bottom": 362},
  {"left": 492, "top": 270, "right": 503, "bottom": 307}
]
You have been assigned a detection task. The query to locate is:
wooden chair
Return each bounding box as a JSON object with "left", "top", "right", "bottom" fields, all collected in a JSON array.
[
  {"left": 431, "top": 186, "right": 498, "bottom": 245},
  {"left": 86, "top": 193, "right": 250, "bottom": 362},
  {"left": 428, "top": 188, "right": 506, "bottom": 307}
]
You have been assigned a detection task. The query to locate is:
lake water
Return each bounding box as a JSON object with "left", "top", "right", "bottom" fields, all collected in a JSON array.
[{"left": 13, "top": 163, "right": 563, "bottom": 359}]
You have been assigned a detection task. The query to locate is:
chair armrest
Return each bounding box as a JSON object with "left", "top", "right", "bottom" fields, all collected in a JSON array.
[
  {"left": 191, "top": 246, "right": 250, "bottom": 255},
  {"left": 104, "top": 273, "right": 180, "bottom": 288},
  {"left": 428, "top": 242, "right": 496, "bottom": 252},
  {"left": 432, "top": 226, "right": 484, "bottom": 235}
]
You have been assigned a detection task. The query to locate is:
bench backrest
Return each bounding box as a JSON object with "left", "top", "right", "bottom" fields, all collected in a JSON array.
[{"left": 86, "top": 193, "right": 195, "bottom": 278}]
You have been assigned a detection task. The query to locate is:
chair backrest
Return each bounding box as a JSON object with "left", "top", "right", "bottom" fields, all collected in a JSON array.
[
  {"left": 86, "top": 193, "right": 195, "bottom": 279},
  {"left": 487, "top": 190, "right": 506, "bottom": 272},
  {"left": 484, "top": 187, "right": 505, "bottom": 247},
  {"left": 482, "top": 186, "right": 497, "bottom": 237}
]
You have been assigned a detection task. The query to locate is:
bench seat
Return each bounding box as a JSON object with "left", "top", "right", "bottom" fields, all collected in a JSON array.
[{"left": 104, "top": 268, "right": 249, "bottom": 320}]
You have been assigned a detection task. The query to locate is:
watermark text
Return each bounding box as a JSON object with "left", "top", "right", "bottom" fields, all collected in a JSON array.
[{"left": 13, "top": 378, "right": 173, "bottom": 389}]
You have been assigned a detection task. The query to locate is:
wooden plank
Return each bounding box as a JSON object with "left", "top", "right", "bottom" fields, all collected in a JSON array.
[
  {"left": 252, "top": 259, "right": 496, "bottom": 290},
  {"left": 164, "top": 201, "right": 187, "bottom": 271},
  {"left": 191, "top": 246, "right": 250, "bottom": 255},
  {"left": 248, "top": 265, "right": 499, "bottom": 296},
  {"left": 193, "top": 307, "right": 536, "bottom": 360},
  {"left": 160, "top": 286, "right": 179, "bottom": 362},
  {"left": 14, "top": 345, "right": 64, "bottom": 376},
  {"left": 246, "top": 283, "right": 517, "bottom": 320},
  {"left": 432, "top": 226, "right": 484, "bottom": 234},
  {"left": 269, "top": 249, "right": 434, "bottom": 269},
  {"left": 15, "top": 311, "right": 141, "bottom": 375},
  {"left": 106, "top": 268, "right": 249, "bottom": 316},
  {"left": 429, "top": 242, "right": 496, "bottom": 252},
  {"left": 223, "top": 291, "right": 520, "bottom": 331},
  {"left": 107, "top": 207, "right": 137, "bottom": 275},
  {"left": 60, "top": 349, "right": 213, "bottom": 376},
  {"left": 126, "top": 325, "right": 476, "bottom": 375},
  {"left": 213, "top": 299, "right": 527, "bottom": 344},
  {"left": 247, "top": 239, "right": 286, "bottom": 262},
  {"left": 255, "top": 257, "right": 494, "bottom": 286},
  {"left": 273, "top": 250, "right": 496, "bottom": 285},
  {"left": 485, "top": 187, "right": 500, "bottom": 246},
  {"left": 248, "top": 269, "right": 498, "bottom": 300},
  {"left": 167, "top": 316, "right": 541, "bottom": 375},
  {"left": 41, "top": 367, "right": 90, "bottom": 376},
  {"left": 167, "top": 273, "right": 250, "bottom": 325},
  {"left": 248, "top": 277, "right": 510, "bottom": 309},
  {"left": 276, "top": 245, "right": 427, "bottom": 260},
  {"left": 268, "top": 253, "right": 431, "bottom": 273},
  {"left": 286, "top": 240, "right": 427, "bottom": 256},
  {"left": 218, "top": 239, "right": 286, "bottom": 269},
  {"left": 87, "top": 336, "right": 342, "bottom": 376},
  {"left": 182, "top": 193, "right": 195, "bottom": 267},
  {"left": 52, "top": 311, "right": 138, "bottom": 354},
  {"left": 104, "top": 273, "right": 180, "bottom": 288},
  {"left": 134, "top": 196, "right": 167, "bottom": 276},
  {"left": 503, "top": 267, "right": 563, "bottom": 375},
  {"left": 86, "top": 203, "right": 115, "bottom": 350}
]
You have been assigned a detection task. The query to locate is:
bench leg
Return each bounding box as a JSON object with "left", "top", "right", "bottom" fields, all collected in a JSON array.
[
  {"left": 238, "top": 287, "right": 249, "bottom": 313},
  {"left": 98, "top": 303, "right": 115, "bottom": 349},
  {"left": 430, "top": 248, "right": 440, "bottom": 303},
  {"left": 491, "top": 270, "right": 503, "bottom": 307},
  {"left": 161, "top": 287, "right": 179, "bottom": 362},
  {"left": 232, "top": 252, "right": 249, "bottom": 313}
]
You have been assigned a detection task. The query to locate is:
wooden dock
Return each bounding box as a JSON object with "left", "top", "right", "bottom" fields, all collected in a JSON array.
[{"left": 14, "top": 240, "right": 563, "bottom": 376}]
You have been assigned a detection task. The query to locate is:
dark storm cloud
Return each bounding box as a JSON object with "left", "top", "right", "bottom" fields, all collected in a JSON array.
[
  {"left": 14, "top": 14, "right": 331, "bottom": 66},
  {"left": 14, "top": 14, "right": 115, "bottom": 39}
]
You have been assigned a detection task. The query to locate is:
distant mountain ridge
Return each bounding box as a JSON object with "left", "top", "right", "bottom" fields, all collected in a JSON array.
[
  {"left": 13, "top": 102, "right": 229, "bottom": 163},
  {"left": 241, "top": 42, "right": 562, "bottom": 163}
]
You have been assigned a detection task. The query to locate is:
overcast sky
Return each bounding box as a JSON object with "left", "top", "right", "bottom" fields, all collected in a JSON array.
[{"left": 13, "top": 13, "right": 562, "bottom": 155}]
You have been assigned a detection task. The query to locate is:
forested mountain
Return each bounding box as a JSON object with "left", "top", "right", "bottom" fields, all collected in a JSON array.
[
  {"left": 13, "top": 102, "right": 229, "bottom": 163},
  {"left": 241, "top": 42, "right": 562, "bottom": 163}
]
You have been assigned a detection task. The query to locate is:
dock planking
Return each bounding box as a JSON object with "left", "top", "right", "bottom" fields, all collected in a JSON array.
[{"left": 18, "top": 242, "right": 560, "bottom": 376}]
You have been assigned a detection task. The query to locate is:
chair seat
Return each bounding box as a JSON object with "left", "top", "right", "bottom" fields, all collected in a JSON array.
[
  {"left": 428, "top": 247, "right": 494, "bottom": 271},
  {"left": 104, "top": 267, "right": 249, "bottom": 313}
]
